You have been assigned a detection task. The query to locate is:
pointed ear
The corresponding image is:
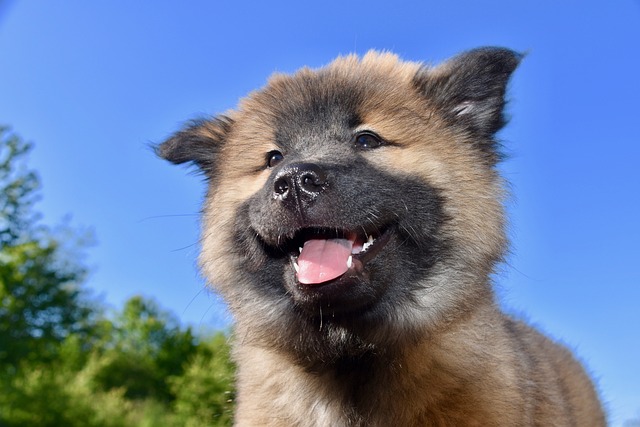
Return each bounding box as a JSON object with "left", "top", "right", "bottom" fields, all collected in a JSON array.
[
  {"left": 156, "top": 116, "right": 233, "bottom": 177},
  {"left": 416, "top": 47, "right": 523, "bottom": 138}
]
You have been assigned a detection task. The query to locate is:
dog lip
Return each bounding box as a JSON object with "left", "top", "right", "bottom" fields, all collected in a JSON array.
[
  {"left": 353, "top": 226, "right": 392, "bottom": 265},
  {"left": 288, "top": 225, "right": 393, "bottom": 285}
]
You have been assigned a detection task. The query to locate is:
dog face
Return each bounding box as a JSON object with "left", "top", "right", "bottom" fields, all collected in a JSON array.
[{"left": 160, "top": 48, "right": 520, "bottom": 364}]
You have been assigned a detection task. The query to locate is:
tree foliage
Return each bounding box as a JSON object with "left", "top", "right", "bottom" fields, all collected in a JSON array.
[
  {"left": 0, "top": 127, "right": 94, "bottom": 367},
  {"left": 170, "top": 332, "right": 236, "bottom": 426},
  {"left": 91, "top": 296, "right": 199, "bottom": 402},
  {"left": 0, "top": 126, "right": 39, "bottom": 246},
  {"left": 0, "top": 127, "right": 236, "bottom": 426}
]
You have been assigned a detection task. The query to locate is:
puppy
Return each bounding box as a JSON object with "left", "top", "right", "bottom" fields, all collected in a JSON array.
[{"left": 159, "top": 47, "right": 605, "bottom": 426}]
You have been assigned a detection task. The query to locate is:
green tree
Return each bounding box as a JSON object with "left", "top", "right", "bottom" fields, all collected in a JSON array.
[
  {"left": 91, "top": 295, "right": 199, "bottom": 402},
  {"left": 170, "top": 332, "right": 236, "bottom": 426},
  {"left": 0, "top": 127, "right": 95, "bottom": 368},
  {"left": 0, "top": 127, "right": 39, "bottom": 246},
  {"left": 0, "top": 126, "right": 237, "bottom": 425}
]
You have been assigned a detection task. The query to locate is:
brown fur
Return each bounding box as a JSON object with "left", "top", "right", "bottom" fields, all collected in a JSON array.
[{"left": 159, "top": 49, "right": 605, "bottom": 426}]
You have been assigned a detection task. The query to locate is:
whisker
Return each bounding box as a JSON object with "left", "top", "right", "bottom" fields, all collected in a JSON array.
[
  {"left": 137, "top": 213, "right": 199, "bottom": 223},
  {"left": 182, "top": 285, "right": 210, "bottom": 316},
  {"left": 170, "top": 241, "right": 200, "bottom": 253}
]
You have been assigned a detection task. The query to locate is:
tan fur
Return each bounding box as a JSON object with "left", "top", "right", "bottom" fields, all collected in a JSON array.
[
  {"left": 164, "top": 50, "right": 605, "bottom": 426},
  {"left": 233, "top": 308, "right": 604, "bottom": 426}
]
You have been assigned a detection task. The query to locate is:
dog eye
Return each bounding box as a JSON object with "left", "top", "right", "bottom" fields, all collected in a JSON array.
[
  {"left": 353, "top": 132, "right": 383, "bottom": 149},
  {"left": 267, "top": 150, "right": 284, "bottom": 168}
]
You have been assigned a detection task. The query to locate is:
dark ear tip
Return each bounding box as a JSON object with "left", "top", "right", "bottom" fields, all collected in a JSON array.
[
  {"left": 155, "top": 135, "right": 187, "bottom": 165},
  {"left": 505, "top": 48, "right": 526, "bottom": 68},
  {"left": 157, "top": 138, "right": 177, "bottom": 161},
  {"left": 463, "top": 46, "right": 524, "bottom": 69},
  {"left": 152, "top": 141, "right": 166, "bottom": 159}
]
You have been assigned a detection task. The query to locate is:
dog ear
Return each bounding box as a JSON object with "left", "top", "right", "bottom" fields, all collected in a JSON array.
[
  {"left": 157, "top": 116, "right": 233, "bottom": 177},
  {"left": 416, "top": 47, "right": 522, "bottom": 139}
]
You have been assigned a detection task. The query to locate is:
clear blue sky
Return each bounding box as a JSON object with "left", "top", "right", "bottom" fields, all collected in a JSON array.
[{"left": 1, "top": 1, "right": 638, "bottom": 424}]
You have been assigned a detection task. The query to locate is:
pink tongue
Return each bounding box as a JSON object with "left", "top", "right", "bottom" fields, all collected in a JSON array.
[{"left": 297, "top": 238, "right": 353, "bottom": 284}]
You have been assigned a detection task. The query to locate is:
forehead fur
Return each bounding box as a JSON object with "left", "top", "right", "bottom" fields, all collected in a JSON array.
[
  {"left": 321, "top": 50, "right": 421, "bottom": 81},
  {"left": 237, "top": 51, "right": 423, "bottom": 126},
  {"left": 272, "top": 50, "right": 421, "bottom": 93}
]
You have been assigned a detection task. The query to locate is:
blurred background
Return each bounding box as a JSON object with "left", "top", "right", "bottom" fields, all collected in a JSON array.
[{"left": 0, "top": 1, "right": 638, "bottom": 425}]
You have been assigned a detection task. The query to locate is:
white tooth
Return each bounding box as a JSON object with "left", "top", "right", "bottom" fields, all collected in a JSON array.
[
  {"left": 299, "top": 247, "right": 303, "bottom": 254},
  {"left": 347, "top": 255, "right": 353, "bottom": 268},
  {"left": 293, "top": 261, "right": 300, "bottom": 272},
  {"left": 361, "top": 235, "right": 375, "bottom": 252}
]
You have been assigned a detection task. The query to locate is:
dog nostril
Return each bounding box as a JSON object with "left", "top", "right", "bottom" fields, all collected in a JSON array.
[
  {"left": 302, "top": 174, "right": 315, "bottom": 187},
  {"left": 298, "top": 165, "right": 327, "bottom": 195},
  {"left": 274, "top": 177, "right": 290, "bottom": 197},
  {"left": 300, "top": 175, "right": 322, "bottom": 193}
]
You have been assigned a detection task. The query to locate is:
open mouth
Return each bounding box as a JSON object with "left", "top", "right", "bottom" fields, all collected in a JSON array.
[{"left": 286, "top": 226, "right": 392, "bottom": 285}]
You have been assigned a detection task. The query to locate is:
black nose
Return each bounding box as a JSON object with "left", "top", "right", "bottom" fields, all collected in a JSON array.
[{"left": 273, "top": 163, "right": 328, "bottom": 206}]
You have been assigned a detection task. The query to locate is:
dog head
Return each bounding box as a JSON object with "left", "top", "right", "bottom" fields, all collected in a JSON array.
[{"left": 159, "top": 48, "right": 521, "bottom": 363}]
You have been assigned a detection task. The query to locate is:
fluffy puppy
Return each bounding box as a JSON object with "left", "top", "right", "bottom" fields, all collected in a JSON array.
[{"left": 159, "top": 47, "right": 606, "bottom": 426}]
